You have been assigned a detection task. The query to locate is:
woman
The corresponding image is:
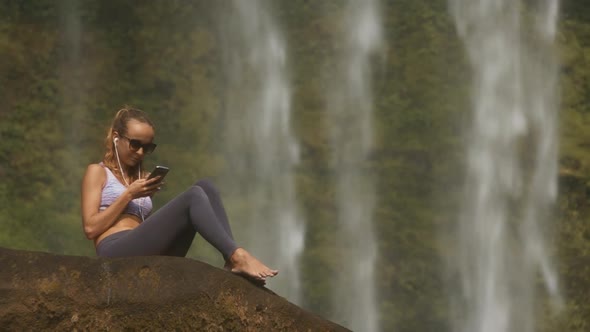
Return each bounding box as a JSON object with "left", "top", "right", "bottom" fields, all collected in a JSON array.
[{"left": 81, "top": 107, "right": 278, "bottom": 283}]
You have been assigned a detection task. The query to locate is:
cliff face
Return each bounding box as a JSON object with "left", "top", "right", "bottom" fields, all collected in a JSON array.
[{"left": 0, "top": 248, "right": 349, "bottom": 331}]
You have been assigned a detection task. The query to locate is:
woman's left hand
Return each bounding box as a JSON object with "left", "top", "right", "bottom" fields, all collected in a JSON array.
[{"left": 128, "top": 177, "right": 162, "bottom": 198}]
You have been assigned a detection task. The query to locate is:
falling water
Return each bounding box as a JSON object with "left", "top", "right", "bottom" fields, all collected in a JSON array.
[
  {"left": 449, "top": 1, "right": 561, "bottom": 332},
  {"left": 58, "top": 0, "right": 85, "bottom": 145},
  {"left": 219, "top": 1, "right": 304, "bottom": 304},
  {"left": 327, "top": 1, "right": 382, "bottom": 331}
]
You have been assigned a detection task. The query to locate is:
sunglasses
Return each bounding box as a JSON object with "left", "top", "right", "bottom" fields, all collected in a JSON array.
[{"left": 120, "top": 135, "right": 157, "bottom": 154}]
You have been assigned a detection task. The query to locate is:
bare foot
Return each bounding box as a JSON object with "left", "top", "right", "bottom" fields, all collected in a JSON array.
[
  {"left": 227, "top": 248, "right": 278, "bottom": 282},
  {"left": 225, "top": 259, "right": 266, "bottom": 286}
]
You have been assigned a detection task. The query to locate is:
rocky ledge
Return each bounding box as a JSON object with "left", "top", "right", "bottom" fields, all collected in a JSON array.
[{"left": 0, "top": 247, "right": 349, "bottom": 331}]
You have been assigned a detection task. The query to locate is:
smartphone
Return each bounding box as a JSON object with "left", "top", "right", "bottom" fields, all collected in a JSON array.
[{"left": 146, "top": 165, "right": 169, "bottom": 182}]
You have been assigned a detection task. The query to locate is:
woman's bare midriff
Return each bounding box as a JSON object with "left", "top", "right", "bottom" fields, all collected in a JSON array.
[{"left": 94, "top": 214, "right": 142, "bottom": 247}]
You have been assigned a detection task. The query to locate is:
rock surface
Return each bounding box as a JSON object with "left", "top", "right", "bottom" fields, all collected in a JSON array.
[{"left": 0, "top": 247, "right": 349, "bottom": 331}]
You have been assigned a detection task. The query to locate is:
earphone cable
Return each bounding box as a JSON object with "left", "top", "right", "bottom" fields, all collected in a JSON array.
[{"left": 114, "top": 138, "right": 145, "bottom": 222}]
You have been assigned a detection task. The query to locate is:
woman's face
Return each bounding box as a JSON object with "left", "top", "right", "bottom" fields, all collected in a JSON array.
[{"left": 114, "top": 119, "right": 155, "bottom": 168}]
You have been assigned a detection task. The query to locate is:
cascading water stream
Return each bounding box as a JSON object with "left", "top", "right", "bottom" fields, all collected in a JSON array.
[
  {"left": 327, "top": 1, "right": 382, "bottom": 331},
  {"left": 58, "top": 0, "right": 85, "bottom": 146},
  {"left": 449, "top": 1, "right": 562, "bottom": 331},
  {"left": 219, "top": 0, "right": 304, "bottom": 304}
]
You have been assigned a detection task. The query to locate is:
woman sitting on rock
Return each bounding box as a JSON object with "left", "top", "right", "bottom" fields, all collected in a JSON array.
[{"left": 81, "top": 106, "right": 277, "bottom": 283}]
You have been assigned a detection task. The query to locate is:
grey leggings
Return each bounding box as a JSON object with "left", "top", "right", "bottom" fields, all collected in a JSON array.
[{"left": 96, "top": 179, "right": 238, "bottom": 260}]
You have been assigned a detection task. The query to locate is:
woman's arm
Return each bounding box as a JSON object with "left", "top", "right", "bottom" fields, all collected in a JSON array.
[
  {"left": 81, "top": 164, "right": 133, "bottom": 240},
  {"left": 81, "top": 164, "right": 163, "bottom": 240}
]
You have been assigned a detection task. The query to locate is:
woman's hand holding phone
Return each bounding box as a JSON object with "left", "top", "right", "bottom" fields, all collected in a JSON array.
[
  {"left": 128, "top": 177, "right": 161, "bottom": 199},
  {"left": 128, "top": 166, "right": 169, "bottom": 199}
]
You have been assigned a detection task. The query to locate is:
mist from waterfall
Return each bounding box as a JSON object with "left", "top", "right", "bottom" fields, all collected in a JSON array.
[
  {"left": 449, "top": 1, "right": 562, "bottom": 331},
  {"left": 218, "top": 0, "right": 304, "bottom": 304},
  {"left": 326, "top": 1, "right": 383, "bottom": 331}
]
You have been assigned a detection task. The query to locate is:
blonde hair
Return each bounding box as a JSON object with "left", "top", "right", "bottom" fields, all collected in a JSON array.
[{"left": 103, "top": 106, "right": 155, "bottom": 183}]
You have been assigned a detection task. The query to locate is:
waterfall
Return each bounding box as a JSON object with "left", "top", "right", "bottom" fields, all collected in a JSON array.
[
  {"left": 219, "top": 0, "right": 304, "bottom": 304},
  {"left": 58, "top": 0, "right": 85, "bottom": 145},
  {"left": 327, "top": 1, "right": 383, "bottom": 331},
  {"left": 449, "top": 1, "right": 562, "bottom": 331}
]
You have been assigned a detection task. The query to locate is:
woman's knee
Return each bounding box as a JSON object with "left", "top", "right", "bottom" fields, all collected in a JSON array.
[
  {"left": 194, "top": 178, "right": 220, "bottom": 197},
  {"left": 186, "top": 185, "right": 209, "bottom": 203}
]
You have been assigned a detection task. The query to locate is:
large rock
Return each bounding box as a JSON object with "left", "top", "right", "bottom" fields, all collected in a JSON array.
[{"left": 0, "top": 247, "right": 349, "bottom": 331}]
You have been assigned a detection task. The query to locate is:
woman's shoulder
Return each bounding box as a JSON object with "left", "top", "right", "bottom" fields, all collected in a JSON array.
[
  {"left": 84, "top": 163, "right": 107, "bottom": 179},
  {"left": 86, "top": 163, "right": 105, "bottom": 171},
  {"left": 82, "top": 163, "right": 108, "bottom": 190}
]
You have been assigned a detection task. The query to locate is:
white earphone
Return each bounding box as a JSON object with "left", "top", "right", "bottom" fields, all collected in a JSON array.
[{"left": 113, "top": 133, "right": 145, "bottom": 222}]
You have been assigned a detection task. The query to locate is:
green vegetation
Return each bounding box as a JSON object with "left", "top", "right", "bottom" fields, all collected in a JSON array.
[{"left": 1, "top": 1, "right": 589, "bottom": 331}]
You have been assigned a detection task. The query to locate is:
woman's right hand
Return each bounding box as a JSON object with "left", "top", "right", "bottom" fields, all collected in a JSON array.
[{"left": 127, "top": 176, "right": 162, "bottom": 199}]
